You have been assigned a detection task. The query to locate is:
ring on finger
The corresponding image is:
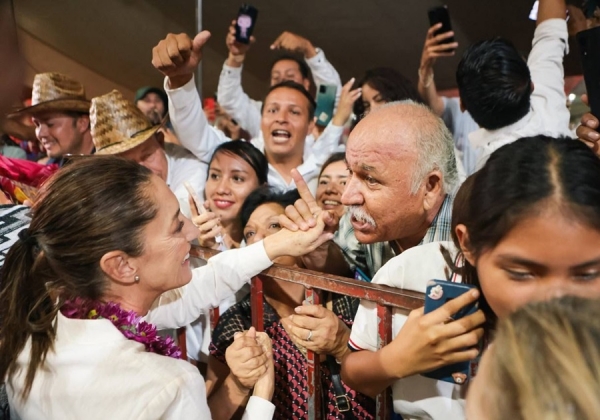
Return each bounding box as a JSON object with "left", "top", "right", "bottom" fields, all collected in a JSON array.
[{"left": 306, "top": 330, "right": 313, "bottom": 342}]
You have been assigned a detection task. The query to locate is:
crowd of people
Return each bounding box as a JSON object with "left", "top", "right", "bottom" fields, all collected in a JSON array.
[{"left": 2, "top": 0, "right": 600, "bottom": 418}]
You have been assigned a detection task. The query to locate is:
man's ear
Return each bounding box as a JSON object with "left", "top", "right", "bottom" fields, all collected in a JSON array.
[
  {"left": 459, "top": 98, "right": 466, "bottom": 113},
  {"left": 423, "top": 170, "right": 443, "bottom": 212},
  {"left": 455, "top": 224, "right": 475, "bottom": 265},
  {"left": 100, "top": 250, "right": 138, "bottom": 285},
  {"left": 302, "top": 78, "right": 311, "bottom": 91},
  {"left": 154, "top": 131, "right": 165, "bottom": 148},
  {"left": 77, "top": 114, "right": 91, "bottom": 133},
  {"left": 307, "top": 115, "right": 316, "bottom": 138}
]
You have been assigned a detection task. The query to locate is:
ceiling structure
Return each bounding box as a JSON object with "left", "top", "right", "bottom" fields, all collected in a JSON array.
[{"left": 13, "top": 0, "right": 585, "bottom": 102}]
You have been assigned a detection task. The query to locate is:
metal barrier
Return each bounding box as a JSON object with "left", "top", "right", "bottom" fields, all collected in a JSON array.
[{"left": 185, "top": 245, "right": 425, "bottom": 419}]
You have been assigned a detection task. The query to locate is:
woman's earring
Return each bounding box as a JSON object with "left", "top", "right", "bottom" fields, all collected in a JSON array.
[{"left": 134, "top": 275, "right": 140, "bottom": 283}]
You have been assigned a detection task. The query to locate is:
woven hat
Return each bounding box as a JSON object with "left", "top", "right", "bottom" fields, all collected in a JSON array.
[
  {"left": 91, "top": 90, "right": 164, "bottom": 155},
  {"left": 8, "top": 73, "right": 90, "bottom": 118}
]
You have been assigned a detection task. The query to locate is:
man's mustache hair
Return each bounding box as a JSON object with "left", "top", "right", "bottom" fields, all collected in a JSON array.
[{"left": 348, "top": 206, "right": 376, "bottom": 227}]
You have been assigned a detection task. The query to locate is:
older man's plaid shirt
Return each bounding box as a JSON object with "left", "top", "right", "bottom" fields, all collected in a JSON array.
[{"left": 333, "top": 194, "right": 454, "bottom": 280}]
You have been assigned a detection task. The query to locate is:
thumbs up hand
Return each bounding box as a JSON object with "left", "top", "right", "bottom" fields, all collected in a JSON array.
[{"left": 152, "top": 30, "right": 211, "bottom": 88}]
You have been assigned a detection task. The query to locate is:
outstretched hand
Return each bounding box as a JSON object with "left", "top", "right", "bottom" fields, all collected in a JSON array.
[
  {"left": 279, "top": 169, "right": 339, "bottom": 233},
  {"left": 419, "top": 23, "right": 458, "bottom": 75},
  {"left": 332, "top": 78, "right": 362, "bottom": 127},
  {"left": 152, "top": 30, "right": 211, "bottom": 87},
  {"left": 576, "top": 94, "right": 600, "bottom": 156}
]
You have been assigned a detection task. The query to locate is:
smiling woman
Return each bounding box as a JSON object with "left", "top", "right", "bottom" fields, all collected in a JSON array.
[
  {"left": 315, "top": 152, "right": 348, "bottom": 219},
  {"left": 0, "top": 155, "right": 334, "bottom": 420}
]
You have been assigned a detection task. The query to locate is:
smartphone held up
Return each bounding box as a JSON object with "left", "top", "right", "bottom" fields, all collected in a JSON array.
[
  {"left": 235, "top": 4, "right": 258, "bottom": 44},
  {"left": 428, "top": 5, "right": 455, "bottom": 53}
]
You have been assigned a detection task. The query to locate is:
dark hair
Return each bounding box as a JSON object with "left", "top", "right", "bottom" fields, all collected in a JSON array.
[
  {"left": 353, "top": 67, "right": 424, "bottom": 122},
  {"left": 270, "top": 53, "right": 311, "bottom": 82},
  {"left": 319, "top": 152, "right": 346, "bottom": 179},
  {"left": 456, "top": 136, "right": 600, "bottom": 328},
  {"left": 0, "top": 156, "right": 158, "bottom": 399},
  {"left": 241, "top": 186, "right": 300, "bottom": 228},
  {"left": 456, "top": 38, "right": 532, "bottom": 130},
  {"left": 208, "top": 141, "right": 269, "bottom": 186},
  {"left": 63, "top": 111, "right": 90, "bottom": 130},
  {"left": 262, "top": 80, "right": 316, "bottom": 121}
]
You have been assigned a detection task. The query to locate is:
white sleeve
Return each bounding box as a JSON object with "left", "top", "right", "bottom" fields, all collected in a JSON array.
[
  {"left": 217, "top": 62, "right": 263, "bottom": 139},
  {"left": 527, "top": 19, "right": 569, "bottom": 123},
  {"left": 144, "top": 241, "right": 272, "bottom": 329},
  {"left": 309, "top": 123, "right": 345, "bottom": 166},
  {"left": 305, "top": 48, "right": 343, "bottom": 107},
  {"left": 241, "top": 396, "right": 276, "bottom": 420},
  {"left": 348, "top": 299, "right": 379, "bottom": 352},
  {"left": 164, "top": 75, "right": 230, "bottom": 163}
]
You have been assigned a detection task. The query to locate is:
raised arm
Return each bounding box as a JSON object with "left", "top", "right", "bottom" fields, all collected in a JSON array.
[
  {"left": 537, "top": 0, "right": 566, "bottom": 23},
  {"left": 217, "top": 20, "right": 263, "bottom": 138},
  {"left": 418, "top": 23, "right": 459, "bottom": 117},
  {"left": 152, "top": 31, "right": 230, "bottom": 162}
]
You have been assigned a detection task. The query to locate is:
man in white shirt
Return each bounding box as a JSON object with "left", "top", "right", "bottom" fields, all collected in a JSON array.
[
  {"left": 456, "top": 0, "right": 572, "bottom": 169},
  {"left": 219, "top": 22, "right": 342, "bottom": 140},
  {"left": 90, "top": 90, "right": 207, "bottom": 216},
  {"left": 152, "top": 31, "right": 342, "bottom": 194}
]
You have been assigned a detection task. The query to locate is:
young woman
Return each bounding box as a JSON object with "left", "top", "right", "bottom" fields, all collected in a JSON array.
[
  {"left": 315, "top": 152, "right": 348, "bottom": 220},
  {"left": 342, "top": 136, "right": 600, "bottom": 419},
  {"left": 467, "top": 295, "right": 600, "bottom": 420},
  {"left": 193, "top": 141, "right": 268, "bottom": 249},
  {"left": 207, "top": 186, "right": 375, "bottom": 419}
]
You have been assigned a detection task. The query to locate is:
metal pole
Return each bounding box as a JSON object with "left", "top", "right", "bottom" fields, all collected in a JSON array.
[{"left": 195, "top": 0, "right": 202, "bottom": 96}]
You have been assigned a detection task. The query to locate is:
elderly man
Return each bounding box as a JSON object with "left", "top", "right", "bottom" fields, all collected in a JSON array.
[
  {"left": 90, "top": 90, "right": 207, "bottom": 216},
  {"left": 152, "top": 31, "right": 343, "bottom": 194},
  {"left": 8, "top": 72, "right": 94, "bottom": 165},
  {"left": 282, "top": 100, "right": 458, "bottom": 280}
]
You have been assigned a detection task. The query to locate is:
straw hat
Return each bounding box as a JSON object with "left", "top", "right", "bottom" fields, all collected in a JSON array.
[
  {"left": 91, "top": 90, "right": 164, "bottom": 155},
  {"left": 8, "top": 73, "right": 90, "bottom": 118}
]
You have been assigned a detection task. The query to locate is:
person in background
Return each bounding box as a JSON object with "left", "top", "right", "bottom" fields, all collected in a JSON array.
[
  {"left": 90, "top": 90, "right": 207, "bottom": 218},
  {"left": 352, "top": 67, "right": 424, "bottom": 125},
  {"left": 417, "top": 23, "right": 480, "bottom": 177},
  {"left": 208, "top": 186, "right": 375, "bottom": 419},
  {"left": 315, "top": 152, "right": 348, "bottom": 220},
  {"left": 7, "top": 72, "right": 93, "bottom": 165},
  {"left": 455, "top": 0, "right": 571, "bottom": 169},
  {"left": 218, "top": 20, "right": 342, "bottom": 140},
  {"left": 135, "top": 85, "right": 180, "bottom": 145}
]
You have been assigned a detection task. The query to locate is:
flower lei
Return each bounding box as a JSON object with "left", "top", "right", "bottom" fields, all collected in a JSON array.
[{"left": 60, "top": 297, "right": 182, "bottom": 359}]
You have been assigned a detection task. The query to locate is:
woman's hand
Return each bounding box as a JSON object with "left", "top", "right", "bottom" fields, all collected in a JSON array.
[
  {"left": 577, "top": 95, "right": 600, "bottom": 157},
  {"left": 331, "top": 78, "right": 362, "bottom": 127},
  {"left": 282, "top": 304, "right": 350, "bottom": 360},
  {"left": 252, "top": 331, "right": 275, "bottom": 401},
  {"left": 189, "top": 196, "right": 222, "bottom": 249},
  {"left": 380, "top": 289, "right": 485, "bottom": 379},
  {"left": 225, "top": 327, "right": 270, "bottom": 391}
]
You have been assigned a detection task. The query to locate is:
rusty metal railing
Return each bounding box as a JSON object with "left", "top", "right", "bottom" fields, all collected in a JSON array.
[{"left": 185, "top": 245, "right": 425, "bottom": 419}]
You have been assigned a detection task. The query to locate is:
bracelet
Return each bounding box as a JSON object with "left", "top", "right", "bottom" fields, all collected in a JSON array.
[{"left": 418, "top": 68, "right": 434, "bottom": 88}]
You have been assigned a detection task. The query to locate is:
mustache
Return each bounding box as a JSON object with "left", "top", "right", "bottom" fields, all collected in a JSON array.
[{"left": 348, "top": 206, "right": 376, "bottom": 227}]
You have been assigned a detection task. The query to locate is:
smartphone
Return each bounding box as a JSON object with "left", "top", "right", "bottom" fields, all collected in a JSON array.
[
  {"left": 577, "top": 26, "right": 600, "bottom": 120},
  {"left": 234, "top": 4, "right": 258, "bottom": 45},
  {"left": 314, "top": 84, "right": 337, "bottom": 127},
  {"left": 184, "top": 182, "right": 228, "bottom": 251},
  {"left": 428, "top": 5, "right": 455, "bottom": 53},
  {"left": 422, "top": 279, "right": 479, "bottom": 385},
  {"left": 354, "top": 267, "right": 372, "bottom": 283}
]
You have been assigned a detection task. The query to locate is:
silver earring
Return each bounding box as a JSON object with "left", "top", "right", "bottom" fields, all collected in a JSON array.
[{"left": 134, "top": 275, "right": 140, "bottom": 283}]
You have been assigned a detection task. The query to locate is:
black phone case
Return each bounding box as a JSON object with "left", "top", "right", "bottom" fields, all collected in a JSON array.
[
  {"left": 428, "top": 5, "right": 455, "bottom": 50},
  {"left": 235, "top": 4, "right": 258, "bottom": 45},
  {"left": 577, "top": 26, "right": 600, "bottom": 120}
]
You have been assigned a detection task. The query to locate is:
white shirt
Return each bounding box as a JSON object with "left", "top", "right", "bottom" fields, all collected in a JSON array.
[
  {"left": 8, "top": 241, "right": 276, "bottom": 420},
  {"left": 164, "top": 142, "right": 208, "bottom": 218},
  {"left": 349, "top": 241, "right": 467, "bottom": 420},
  {"left": 165, "top": 76, "right": 344, "bottom": 194},
  {"left": 217, "top": 48, "right": 343, "bottom": 139},
  {"left": 469, "top": 19, "right": 572, "bottom": 170},
  {"left": 441, "top": 97, "right": 480, "bottom": 177}
]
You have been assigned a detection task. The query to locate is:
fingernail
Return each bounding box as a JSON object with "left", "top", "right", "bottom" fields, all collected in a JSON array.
[
  {"left": 294, "top": 306, "right": 303, "bottom": 313},
  {"left": 471, "top": 289, "right": 480, "bottom": 298},
  {"left": 591, "top": 132, "right": 600, "bottom": 140}
]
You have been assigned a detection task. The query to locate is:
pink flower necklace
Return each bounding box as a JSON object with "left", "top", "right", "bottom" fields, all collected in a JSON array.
[{"left": 61, "top": 297, "right": 182, "bottom": 359}]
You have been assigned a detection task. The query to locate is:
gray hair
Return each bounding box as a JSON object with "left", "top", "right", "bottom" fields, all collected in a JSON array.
[{"left": 378, "top": 100, "right": 458, "bottom": 195}]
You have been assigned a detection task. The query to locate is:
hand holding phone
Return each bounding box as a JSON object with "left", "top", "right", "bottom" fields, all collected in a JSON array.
[
  {"left": 422, "top": 280, "right": 479, "bottom": 384},
  {"left": 314, "top": 84, "right": 337, "bottom": 127},
  {"left": 185, "top": 182, "right": 228, "bottom": 251},
  {"left": 234, "top": 4, "right": 258, "bottom": 45},
  {"left": 427, "top": 6, "right": 455, "bottom": 53}
]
